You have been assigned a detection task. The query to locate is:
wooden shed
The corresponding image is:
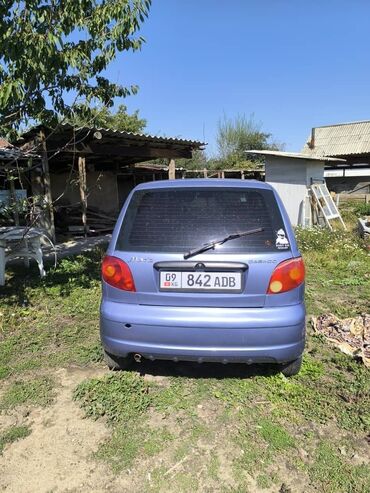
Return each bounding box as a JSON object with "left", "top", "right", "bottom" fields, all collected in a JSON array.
[{"left": 15, "top": 124, "right": 205, "bottom": 240}]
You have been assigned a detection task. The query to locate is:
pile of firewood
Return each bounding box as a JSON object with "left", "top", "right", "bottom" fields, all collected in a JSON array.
[{"left": 55, "top": 205, "right": 116, "bottom": 234}]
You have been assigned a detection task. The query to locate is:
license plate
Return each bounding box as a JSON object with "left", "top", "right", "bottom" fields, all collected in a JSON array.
[{"left": 159, "top": 271, "right": 242, "bottom": 292}]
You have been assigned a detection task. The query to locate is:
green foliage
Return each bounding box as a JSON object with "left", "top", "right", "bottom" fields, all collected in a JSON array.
[
  {"left": 216, "top": 113, "right": 282, "bottom": 169},
  {"left": 0, "top": 376, "right": 55, "bottom": 409},
  {"left": 66, "top": 104, "right": 146, "bottom": 133},
  {"left": 258, "top": 419, "right": 295, "bottom": 450},
  {"left": 73, "top": 372, "right": 152, "bottom": 423},
  {"left": 96, "top": 424, "right": 174, "bottom": 472},
  {"left": 308, "top": 442, "right": 370, "bottom": 493},
  {"left": 354, "top": 202, "right": 370, "bottom": 217},
  {"left": 0, "top": 0, "right": 151, "bottom": 135},
  {"left": 175, "top": 149, "right": 208, "bottom": 170},
  {"left": 295, "top": 226, "right": 365, "bottom": 254},
  {"left": 0, "top": 425, "right": 31, "bottom": 454},
  {"left": 296, "top": 226, "right": 370, "bottom": 318},
  {"left": 0, "top": 247, "right": 105, "bottom": 378}
]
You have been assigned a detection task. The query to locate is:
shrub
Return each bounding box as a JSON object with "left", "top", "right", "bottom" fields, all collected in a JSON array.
[{"left": 295, "top": 227, "right": 365, "bottom": 254}]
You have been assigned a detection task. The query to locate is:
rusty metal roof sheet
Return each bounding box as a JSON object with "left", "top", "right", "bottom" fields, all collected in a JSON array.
[
  {"left": 301, "top": 121, "right": 370, "bottom": 157},
  {"left": 19, "top": 123, "right": 206, "bottom": 148}
]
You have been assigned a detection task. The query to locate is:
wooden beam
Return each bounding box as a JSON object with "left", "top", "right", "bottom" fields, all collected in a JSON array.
[
  {"left": 68, "top": 144, "right": 193, "bottom": 160},
  {"left": 39, "top": 130, "right": 56, "bottom": 242},
  {"left": 168, "top": 159, "right": 176, "bottom": 180},
  {"left": 8, "top": 173, "right": 19, "bottom": 226},
  {"left": 78, "top": 155, "right": 88, "bottom": 238}
]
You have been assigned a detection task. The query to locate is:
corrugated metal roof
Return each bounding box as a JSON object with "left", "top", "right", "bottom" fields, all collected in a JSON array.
[
  {"left": 301, "top": 121, "right": 370, "bottom": 157},
  {"left": 246, "top": 150, "right": 345, "bottom": 162},
  {"left": 0, "top": 137, "right": 37, "bottom": 161},
  {"left": 0, "top": 147, "right": 33, "bottom": 161},
  {"left": 20, "top": 123, "right": 206, "bottom": 148}
]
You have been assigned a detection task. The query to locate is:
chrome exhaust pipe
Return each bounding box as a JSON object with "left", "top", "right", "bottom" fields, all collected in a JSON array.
[{"left": 133, "top": 353, "right": 142, "bottom": 363}]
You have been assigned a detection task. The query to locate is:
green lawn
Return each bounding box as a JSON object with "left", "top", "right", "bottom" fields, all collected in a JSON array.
[{"left": 0, "top": 208, "right": 369, "bottom": 492}]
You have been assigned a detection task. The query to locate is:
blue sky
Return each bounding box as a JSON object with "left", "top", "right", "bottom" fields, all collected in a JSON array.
[{"left": 106, "top": 0, "right": 370, "bottom": 156}]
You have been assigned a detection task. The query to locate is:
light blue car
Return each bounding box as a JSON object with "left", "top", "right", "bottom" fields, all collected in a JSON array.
[{"left": 100, "top": 179, "right": 305, "bottom": 376}]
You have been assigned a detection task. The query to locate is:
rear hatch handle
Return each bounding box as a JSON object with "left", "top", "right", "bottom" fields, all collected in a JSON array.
[{"left": 154, "top": 261, "right": 249, "bottom": 272}]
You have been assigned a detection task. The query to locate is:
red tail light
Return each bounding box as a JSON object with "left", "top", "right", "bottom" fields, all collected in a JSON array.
[
  {"left": 102, "top": 256, "right": 136, "bottom": 292},
  {"left": 267, "top": 257, "right": 305, "bottom": 294}
]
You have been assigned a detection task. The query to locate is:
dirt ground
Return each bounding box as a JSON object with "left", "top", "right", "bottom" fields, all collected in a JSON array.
[
  {"left": 0, "top": 366, "right": 114, "bottom": 493},
  {"left": 0, "top": 364, "right": 305, "bottom": 493}
]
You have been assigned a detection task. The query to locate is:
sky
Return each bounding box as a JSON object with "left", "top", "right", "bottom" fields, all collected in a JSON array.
[{"left": 106, "top": 0, "right": 370, "bottom": 156}]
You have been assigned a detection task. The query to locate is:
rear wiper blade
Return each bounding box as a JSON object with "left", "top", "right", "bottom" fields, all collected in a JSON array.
[{"left": 183, "top": 227, "right": 264, "bottom": 260}]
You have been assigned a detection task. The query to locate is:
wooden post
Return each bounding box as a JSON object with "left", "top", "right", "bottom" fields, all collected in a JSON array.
[
  {"left": 168, "top": 159, "right": 176, "bottom": 180},
  {"left": 39, "top": 130, "right": 56, "bottom": 242},
  {"left": 203, "top": 168, "right": 208, "bottom": 178},
  {"left": 241, "top": 170, "right": 245, "bottom": 180},
  {"left": 78, "top": 155, "right": 88, "bottom": 238},
  {"left": 221, "top": 171, "right": 225, "bottom": 178},
  {"left": 8, "top": 172, "right": 19, "bottom": 226}
]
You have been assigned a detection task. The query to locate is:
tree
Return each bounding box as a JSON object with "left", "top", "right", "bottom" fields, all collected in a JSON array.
[
  {"left": 0, "top": 0, "right": 151, "bottom": 137},
  {"left": 216, "top": 113, "right": 283, "bottom": 169},
  {"left": 175, "top": 149, "right": 208, "bottom": 170},
  {"left": 67, "top": 104, "right": 147, "bottom": 132}
]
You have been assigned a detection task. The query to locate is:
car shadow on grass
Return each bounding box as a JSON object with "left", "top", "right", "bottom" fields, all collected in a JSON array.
[{"left": 127, "top": 358, "right": 281, "bottom": 380}]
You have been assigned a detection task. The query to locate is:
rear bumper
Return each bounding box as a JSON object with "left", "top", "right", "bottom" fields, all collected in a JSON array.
[{"left": 100, "top": 301, "right": 306, "bottom": 364}]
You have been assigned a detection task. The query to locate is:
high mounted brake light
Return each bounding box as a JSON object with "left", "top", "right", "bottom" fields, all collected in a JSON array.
[
  {"left": 267, "top": 257, "right": 305, "bottom": 294},
  {"left": 102, "top": 256, "right": 136, "bottom": 292}
]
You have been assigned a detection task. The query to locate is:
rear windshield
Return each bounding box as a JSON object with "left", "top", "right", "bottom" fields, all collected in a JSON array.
[{"left": 116, "top": 187, "right": 289, "bottom": 253}]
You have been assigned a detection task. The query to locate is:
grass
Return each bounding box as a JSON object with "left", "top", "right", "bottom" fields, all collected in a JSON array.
[
  {"left": 0, "top": 425, "right": 31, "bottom": 454},
  {"left": 0, "top": 248, "right": 106, "bottom": 380},
  {"left": 308, "top": 441, "right": 370, "bottom": 493},
  {"left": 73, "top": 371, "right": 152, "bottom": 423},
  {"left": 1, "top": 218, "right": 369, "bottom": 491},
  {"left": 0, "top": 376, "right": 55, "bottom": 409}
]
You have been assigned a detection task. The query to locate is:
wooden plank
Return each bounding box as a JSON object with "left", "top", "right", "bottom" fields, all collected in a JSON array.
[
  {"left": 168, "top": 159, "right": 176, "bottom": 180},
  {"left": 78, "top": 155, "right": 88, "bottom": 238},
  {"left": 39, "top": 130, "right": 56, "bottom": 242},
  {"left": 76, "top": 144, "right": 192, "bottom": 160},
  {"left": 8, "top": 173, "right": 19, "bottom": 226}
]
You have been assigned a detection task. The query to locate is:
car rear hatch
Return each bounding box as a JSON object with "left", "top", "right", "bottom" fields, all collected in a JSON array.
[{"left": 112, "top": 186, "right": 293, "bottom": 308}]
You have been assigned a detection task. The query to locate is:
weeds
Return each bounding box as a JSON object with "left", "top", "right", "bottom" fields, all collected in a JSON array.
[
  {"left": 73, "top": 372, "right": 152, "bottom": 423},
  {"left": 0, "top": 376, "right": 55, "bottom": 409},
  {"left": 0, "top": 425, "right": 31, "bottom": 454},
  {"left": 308, "top": 441, "right": 370, "bottom": 493}
]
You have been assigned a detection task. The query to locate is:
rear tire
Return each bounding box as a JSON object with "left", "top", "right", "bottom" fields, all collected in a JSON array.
[
  {"left": 103, "top": 349, "right": 131, "bottom": 371},
  {"left": 280, "top": 355, "right": 303, "bottom": 377}
]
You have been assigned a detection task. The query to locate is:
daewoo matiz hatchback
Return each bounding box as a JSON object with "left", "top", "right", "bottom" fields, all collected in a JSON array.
[{"left": 100, "top": 180, "right": 305, "bottom": 376}]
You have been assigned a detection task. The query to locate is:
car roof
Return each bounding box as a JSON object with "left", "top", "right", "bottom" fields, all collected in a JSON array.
[{"left": 134, "top": 179, "right": 274, "bottom": 191}]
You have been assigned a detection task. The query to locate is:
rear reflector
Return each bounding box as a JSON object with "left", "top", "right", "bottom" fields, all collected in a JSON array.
[
  {"left": 267, "top": 257, "right": 305, "bottom": 294},
  {"left": 102, "top": 256, "right": 136, "bottom": 292}
]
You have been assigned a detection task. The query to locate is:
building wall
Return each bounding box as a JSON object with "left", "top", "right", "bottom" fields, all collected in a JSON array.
[
  {"left": 265, "top": 157, "right": 324, "bottom": 226},
  {"left": 324, "top": 168, "right": 370, "bottom": 194},
  {"left": 51, "top": 170, "right": 119, "bottom": 214},
  {"left": 326, "top": 177, "right": 370, "bottom": 194}
]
